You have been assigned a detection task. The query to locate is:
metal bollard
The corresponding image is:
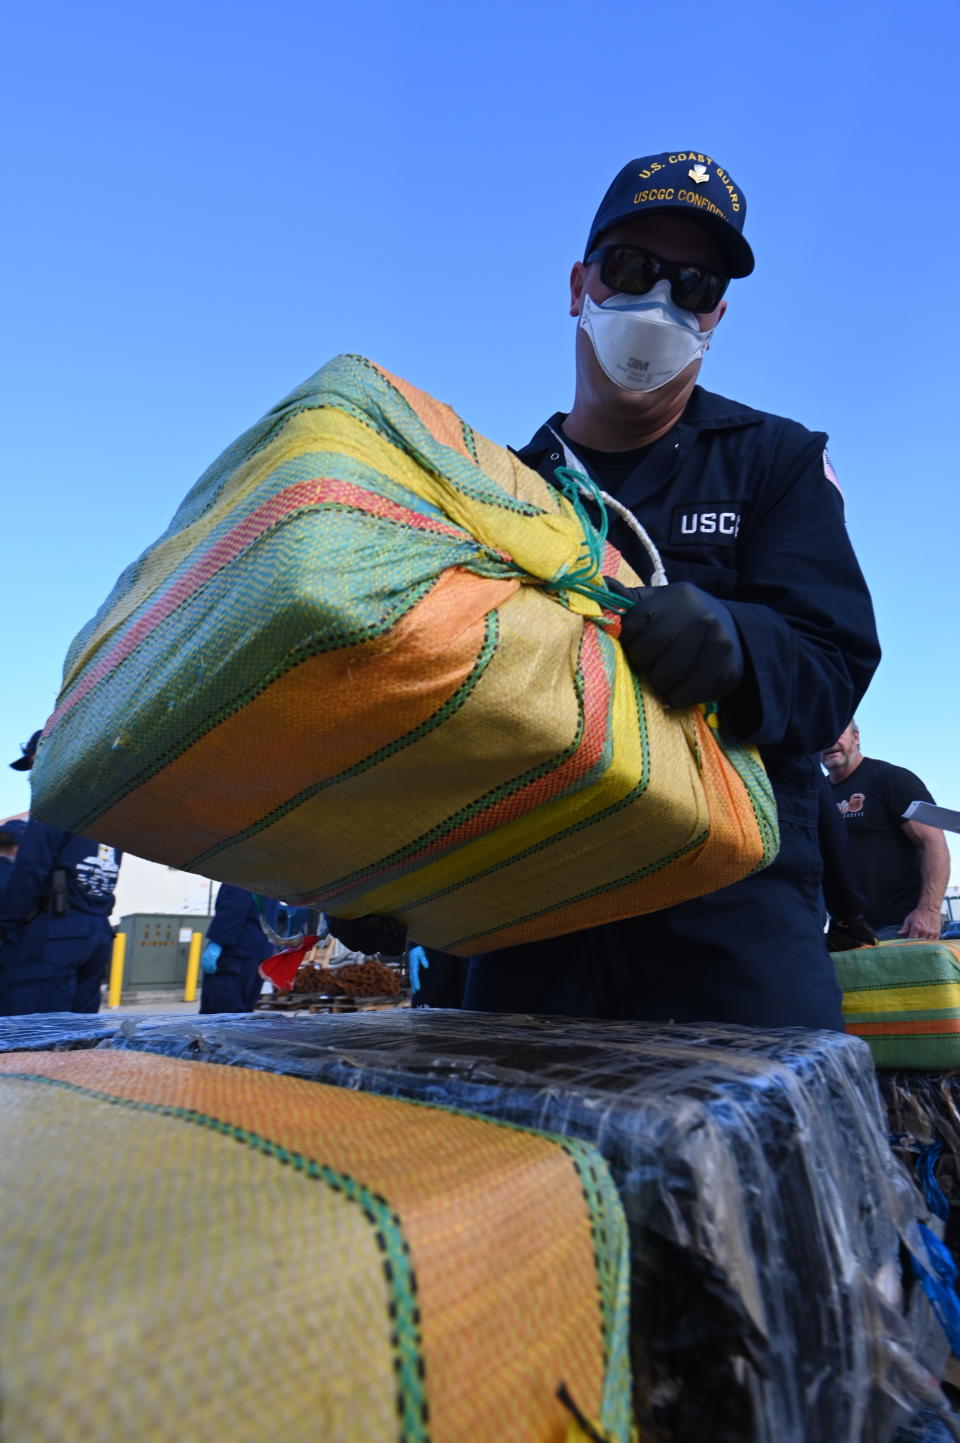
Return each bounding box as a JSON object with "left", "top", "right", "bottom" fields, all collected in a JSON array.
[
  {"left": 107, "top": 932, "right": 127, "bottom": 1009},
  {"left": 183, "top": 932, "right": 203, "bottom": 1003}
]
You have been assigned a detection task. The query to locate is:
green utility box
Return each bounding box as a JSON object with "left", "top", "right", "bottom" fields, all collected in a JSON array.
[{"left": 117, "top": 913, "right": 213, "bottom": 990}]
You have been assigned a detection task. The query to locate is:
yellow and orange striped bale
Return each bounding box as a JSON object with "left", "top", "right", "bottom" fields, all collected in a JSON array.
[{"left": 30, "top": 354, "right": 777, "bottom": 952}]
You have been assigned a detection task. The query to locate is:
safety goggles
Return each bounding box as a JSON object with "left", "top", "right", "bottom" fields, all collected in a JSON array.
[{"left": 584, "top": 243, "right": 729, "bottom": 314}]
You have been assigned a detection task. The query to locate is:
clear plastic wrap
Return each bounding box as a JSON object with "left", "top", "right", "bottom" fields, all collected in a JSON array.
[
  {"left": 880, "top": 1072, "right": 960, "bottom": 1293},
  {"left": 881, "top": 1074, "right": 960, "bottom": 1214},
  {"left": 69, "top": 1009, "right": 950, "bottom": 1442},
  {"left": 0, "top": 1009, "right": 953, "bottom": 1439},
  {"left": 896, "top": 1407, "right": 960, "bottom": 1442},
  {"left": 0, "top": 1042, "right": 634, "bottom": 1442},
  {"left": 0, "top": 1013, "right": 121, "bottom": 1050}
]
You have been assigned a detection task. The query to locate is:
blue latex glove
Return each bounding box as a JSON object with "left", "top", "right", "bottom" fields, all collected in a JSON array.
[
  {"left": 201, "top": 940, "right": 222, "bottom": 975},
  {"left": 408, "top": 945, "right": 430, "bottom": 993}
]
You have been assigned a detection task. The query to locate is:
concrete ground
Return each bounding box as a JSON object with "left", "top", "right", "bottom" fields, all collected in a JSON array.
[
  {"left": 103, "top": 979, "right": 286, "bottom": 1016},
  {"left": 104, "top": 984, "right": 283, "bottom": 1016},
  {"left": 104, "top": 990, "right": 201, "bottom": 1017}
]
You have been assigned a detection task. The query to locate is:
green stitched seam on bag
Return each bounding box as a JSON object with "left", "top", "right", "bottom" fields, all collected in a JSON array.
[
  {"left": 555, "top": 1138, "right": 632, "bottom": 1441},
  {"left": 333, "top": 358, "right": 544, "bottom": 517},
  {"left": 844, "top": 977, "right": 960, "bottom": 993},
  {"left": 350, "top": 355, "right": 543, "bottom": 513},
  {"left": 836, "top": 957, "right": 960, "bottom": 989},
  {"left": 62, "top": 562, "right": 443, "bottom": 836},
  {"left": 90, "top": 353, "right": 544, "bottom": 643},
  {"left": 361, "top": 666, "right": 654, "bottom": 923},
  {"left": 864, "top": 1038, "right": 959, "bottom": 1064},
  {"left": 58, "top": 497, "right": 484, "bottom": 729},
  {"left": 333, "top": 395, "right": 544, "bottom": 516},
  {"left": 182, "top": 611, "right": 502, "bottom": 873},
  {"left": 65, "top": 353, "right": 542, "bottom": 684},
  {"left": 60, "top": 451, "right": 454, "bottom": 683},
  {"left": 318, "top": 1082, "right": 632, "bottom": 1443},
  {"left": 445, "top": 829, "right": 706, "bottom": 951},
  {"left": 712, "top": 733, "right": 779, "bottom": 872},
  {"left": 0, "top": 1073, "right": 429, "bottom": 1443},
  {"left": 847, "top": 1005, "right": 960, "bottom": 1024},
  {"left": 733, "top": 748, "right": 778, "bottom": 861},
  {"left": 297, "top": 626, "right": 607, "bottom": 907}
]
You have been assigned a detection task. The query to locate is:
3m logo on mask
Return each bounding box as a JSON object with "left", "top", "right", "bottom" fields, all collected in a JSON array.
[{"left": 670, "top": 504, "right": 741, "bottom": 545}]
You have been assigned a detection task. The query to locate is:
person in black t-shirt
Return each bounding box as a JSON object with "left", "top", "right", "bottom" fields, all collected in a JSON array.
[{"left": 822, "top": 720, "right": 949, "bottom": 939}]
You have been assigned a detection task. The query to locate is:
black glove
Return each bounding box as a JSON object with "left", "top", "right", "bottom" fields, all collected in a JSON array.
[
  {"left": 826, "top": 915, "right": 878, "bottom": 952},
  {"left": 326, "top": 912, "right": 408, "bottom": 957},
  {"left": 611, "top": 580, "right": 744, "bottom": 709}
]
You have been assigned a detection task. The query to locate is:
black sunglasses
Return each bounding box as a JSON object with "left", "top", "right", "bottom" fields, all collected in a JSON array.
[{"left": 584, "top": 243, "right": 729, "bottom": 314}]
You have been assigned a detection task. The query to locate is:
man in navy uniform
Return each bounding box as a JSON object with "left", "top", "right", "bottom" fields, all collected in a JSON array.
[
  {"left": 0, "top": 819, "right": 27, "bottom": 898},
  {"left": 199, "top": 883, "right": 282, "bottom": 1014},
  {"left": 0, "top": 733, "right": 121, "bottom": 1014},
  {"left": 463, "top": 151, "right": 880, "bottom": 1030}
]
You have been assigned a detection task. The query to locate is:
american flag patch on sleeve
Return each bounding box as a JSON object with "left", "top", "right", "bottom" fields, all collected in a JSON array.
[{"left": 823, "top": 449, "right": 842, "bottom": 493}]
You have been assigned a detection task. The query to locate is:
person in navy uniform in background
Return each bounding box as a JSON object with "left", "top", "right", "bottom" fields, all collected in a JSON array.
[
  {"left": 462, "top": 151, "right": 881, "bottom": 1030},
  {"left": 0, "top": 733, "right": 122, "bottom": 1014},
  {"left": 199, "top": 883, "right": 282, "bottom": 1014},
  {"left": 0, "top": 819, "right": 27, "bottom": 899}
]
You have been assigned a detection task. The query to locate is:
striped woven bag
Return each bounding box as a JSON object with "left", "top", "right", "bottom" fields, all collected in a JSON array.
[
  {"left": 0, "top": 1050, "right": 632, "bottom": 1442},
  {"left": 835, "top": 939, "right": 960, "bottom": 1068},
  {"left": 30, "top": 355, "right": 778, "bottom": 953}
]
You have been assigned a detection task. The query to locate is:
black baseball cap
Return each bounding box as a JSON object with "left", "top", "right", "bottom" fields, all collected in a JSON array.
[
  {"left": 585, "top": 151, "right": 754, "bottom": 278},
  {"left": 9, "top": 730, "right": 41, "bottom": 771}
]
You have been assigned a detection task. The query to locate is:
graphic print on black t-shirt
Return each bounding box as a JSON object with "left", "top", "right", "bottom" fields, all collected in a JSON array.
[{"left": 828, "top": 757, "right": 934, "bottom": 930}]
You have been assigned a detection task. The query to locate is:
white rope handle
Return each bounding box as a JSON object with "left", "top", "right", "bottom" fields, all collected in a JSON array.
[{"left": 546, "top": 427, "right": 668, "bottom": 587}]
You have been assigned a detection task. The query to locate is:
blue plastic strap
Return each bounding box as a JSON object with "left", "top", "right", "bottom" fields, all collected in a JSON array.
[
  {"left": 916, "top": 1142, "right": 952, "bottom": 1224},
  {"left": 910, "top": 1222, "right": 960, "bottom": 1358}
]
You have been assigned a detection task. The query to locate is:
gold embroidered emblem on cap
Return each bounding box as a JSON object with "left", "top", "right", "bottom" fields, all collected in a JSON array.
[{"left": 688, "top": 164, "right": 710, "bottom": 184}]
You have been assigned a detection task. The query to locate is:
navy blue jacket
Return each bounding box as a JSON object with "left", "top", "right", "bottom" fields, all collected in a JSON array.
[
  {"left": 206, "top": 885, "right": 279, "bottom": 962},
  {"left": 0, "top": 820, "right": 121, "bottom": 928},
  {"left": 519, "top": 388, "right": 880, "bottom": 763},
  {"left": 462, "top": 389, "right": 880, "bottom": 1030}
]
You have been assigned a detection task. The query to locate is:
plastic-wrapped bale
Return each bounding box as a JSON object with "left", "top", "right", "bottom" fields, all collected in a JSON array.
[
  {"left": 834, "top": 940, "right": 960, "bottom": 1068},
  {"left": 0, "top": 1013, "right": 121, "bottom": 1052},
  {"left": 104, "top": 1010, "right": 954, "bottom": 1443},
  {"left": 29, "top": 354, "right": 777, "bottom": 954},
  {"left": 893, "top": 1407, "right": 960, "bottom": 1442},
  {"left": 880, "top": 1070, "right": 960, "bottom": 1267},
  {"left": 0, "top": 1048, "right": 631, "bottom": 1443}
]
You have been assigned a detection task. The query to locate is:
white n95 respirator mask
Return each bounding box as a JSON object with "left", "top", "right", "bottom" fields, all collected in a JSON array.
[{"left": 578, "top": 280, "right": 714, "bottom": 393}]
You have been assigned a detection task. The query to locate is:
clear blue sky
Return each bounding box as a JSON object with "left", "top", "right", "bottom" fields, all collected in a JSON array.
[{"left": 4, "top": 0, "right": 959, "bottom": 876}]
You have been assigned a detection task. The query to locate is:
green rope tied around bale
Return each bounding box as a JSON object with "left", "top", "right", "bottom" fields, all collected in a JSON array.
[{"left": 539, "top": 467, "right": 633, "bottom": 614}]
